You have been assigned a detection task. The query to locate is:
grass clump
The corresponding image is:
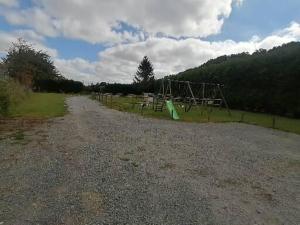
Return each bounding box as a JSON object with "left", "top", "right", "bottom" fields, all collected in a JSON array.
[
  {"left": 9, "top": 92, "right": 67, "bottom": 118},
  {"left": 13, "top": 130, "right": 25, "bottom": 141},
  {"left": 0, "top": 79, "right": 66, "bottom": 118},
  {"left": 0, "top": 79, "right": 27, "bottom": 116}
]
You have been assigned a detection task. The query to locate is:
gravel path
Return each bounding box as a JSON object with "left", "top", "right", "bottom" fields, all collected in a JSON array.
[{"left": 1, "top": 96, "right": 300, "bottom": 225}]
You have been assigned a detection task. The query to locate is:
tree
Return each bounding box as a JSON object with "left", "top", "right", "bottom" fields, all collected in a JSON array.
[
  {"left": 133, "top": 56, "right": 154, "bottom": 85},
  {"left": 2, "top": 38, "right": 60, "bottom": 89},
  {"left": 177, "top": 42, "right": 300, "bottom": 117}
]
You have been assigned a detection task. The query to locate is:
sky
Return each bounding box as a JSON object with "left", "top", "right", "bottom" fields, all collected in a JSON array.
[{"left": 0, "top": 0, "right": 300, "bottom": 84}]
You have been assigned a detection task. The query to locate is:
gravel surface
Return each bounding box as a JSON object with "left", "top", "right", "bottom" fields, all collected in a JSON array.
[{"left": 1, "top": 96, "right": 300, "bottom": 225}]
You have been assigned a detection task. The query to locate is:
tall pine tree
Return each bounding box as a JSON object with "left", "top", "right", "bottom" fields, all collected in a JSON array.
[{"left": 133, "top": 56, "right": 154, "bottom": 84}]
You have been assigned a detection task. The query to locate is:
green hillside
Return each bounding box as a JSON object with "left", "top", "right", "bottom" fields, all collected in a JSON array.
[{"left": 173, "top": 42, "right": 300, "bottom": 118}]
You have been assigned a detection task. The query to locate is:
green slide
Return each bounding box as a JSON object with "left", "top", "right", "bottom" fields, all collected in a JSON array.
[{"left": 166, "top": 100, "right": 180, "bottom": 120}]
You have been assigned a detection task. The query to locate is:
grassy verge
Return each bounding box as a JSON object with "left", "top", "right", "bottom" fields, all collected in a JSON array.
[
  {"left": 97, "top": 95, "right": 300, "bottom": 135},
  {"left": 9, "top": 92, "right": 67, "bottom": 118}
]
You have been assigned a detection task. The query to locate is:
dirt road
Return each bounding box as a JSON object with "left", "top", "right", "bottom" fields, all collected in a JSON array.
[{"left": 1, "top": 96, "right": 299, "bottom": 225}]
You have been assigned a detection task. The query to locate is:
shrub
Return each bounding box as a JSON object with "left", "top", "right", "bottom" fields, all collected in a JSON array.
[
  {"left": 0, "top": 79, "right": 27, "bottom": 116},
  {"left": 0, "top": 80, "right": 10, "bottom": 115}
]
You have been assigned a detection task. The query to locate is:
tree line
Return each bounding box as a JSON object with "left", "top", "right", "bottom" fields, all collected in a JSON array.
[
  {"left": 87, "top": 56, "right": 156, "bottom": 94},
  {"left": 91, "top": 42, "right": 300, "bottom": 118},
  {"left": 175, "top": 42, "right": 300, "bottom": 118},
  {"left": 1, "top": 38, "right": 84, "bottom": 93},
  {"left": 2, "top": 38, "right": 299, "bottom": 118}
]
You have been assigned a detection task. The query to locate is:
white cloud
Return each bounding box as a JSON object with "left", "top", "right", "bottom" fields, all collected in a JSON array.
[
  {"left": 0, "top": 1, "right": 299, "bottom": 85},
  {"left": 0, "top": 0, "right": 18, "bottom": 7},
  {"left": 234, "top": 0, "right": 244, "bottom": 7},
  {"left": 2, "top": 7, "right": 59, "bottom": 37},
  {"left": 0, "top": 29, "right": 58, "bottom": 57},
  {"left": 2, "top": 0, "right": 241, "bottom": 43},
  {"left": 54, "top": 22, "right": 300, "bottom": 84},
  {"left": 54, "top": 58, "right": 98, "bottom": 83}
]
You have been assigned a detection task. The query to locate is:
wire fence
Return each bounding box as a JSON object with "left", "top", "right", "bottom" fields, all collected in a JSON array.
[{"left": 91, "top": 92, "right": 300, "bottom": 134}]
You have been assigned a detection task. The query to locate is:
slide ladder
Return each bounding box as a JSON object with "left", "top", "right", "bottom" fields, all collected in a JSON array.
[
  {"left": 166, "top": 100, "right": 180, "bottom": 120},
  {"left": 154, "top": 99, "right": 164, "bottom": 112}
]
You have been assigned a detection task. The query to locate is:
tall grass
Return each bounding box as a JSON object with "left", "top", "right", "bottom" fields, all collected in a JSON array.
[
  {"left": 9, "top": 93, "right": 67, "bottom": 118},
  {"left": 0, "top": 79, "right": 28, "bottom": 116}
]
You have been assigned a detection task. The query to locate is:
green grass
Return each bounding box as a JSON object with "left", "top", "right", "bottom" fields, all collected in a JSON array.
[
  {"left": 9, "top": 93, "right": 67, "bottom": 118},
  {"left": 12, "top": 130, "right": 25, "bottom": 140},
  {"left": 98, "top": 95, "right": 300, "bottom": 135}
]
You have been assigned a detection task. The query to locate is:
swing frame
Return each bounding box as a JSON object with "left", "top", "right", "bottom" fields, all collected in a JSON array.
[{"left": 156, "top": 79, "right": 231, "bottom": 114}]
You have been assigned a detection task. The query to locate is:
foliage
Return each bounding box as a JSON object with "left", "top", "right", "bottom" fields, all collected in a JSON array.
[
  {"left": 2, "top": 38, "right": 60, "bottom": 89},
  {"left": 133, "top": 56, "right": 155, "bottom": 91},
  {"left": 87, "top": 82, "right": 142, "bottom": 95},
  {"left": 89, "top": 42, "right": 300, "bottom": 119},
  {"left": 2, "top": 38, "right": 85, "bottom": 93},
  {"left": 35, "top": 79, "right": 84, "bottom": 93},
  {"left": 9, "top": 93, "right": 67, "bottom": 118},
  {"left": 0, "top": 80, "right": 10, "bottom": 115},
  {"left": 175, "top": 42, "right": 300, "bottom": 118},
  {"left": 0, "top": 79, "right": 27, "bottom": 116}
]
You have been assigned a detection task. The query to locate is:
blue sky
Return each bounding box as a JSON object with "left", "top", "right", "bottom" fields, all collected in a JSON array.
[
  {"left": 207, "top": 0, "right": 300, "bottom": 41},
  {"left": 0, "top": 0, "right": 299, "bottom": 83}
]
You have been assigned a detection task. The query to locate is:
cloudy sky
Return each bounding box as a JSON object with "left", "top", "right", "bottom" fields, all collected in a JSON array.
[{"left": 0, "top": 0, "right": 300, "bottom": 84}]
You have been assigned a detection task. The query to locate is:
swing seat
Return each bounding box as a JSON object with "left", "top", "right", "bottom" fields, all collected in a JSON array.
[{"left": 174, "top": 97, "right": 182, "bottom": 102}]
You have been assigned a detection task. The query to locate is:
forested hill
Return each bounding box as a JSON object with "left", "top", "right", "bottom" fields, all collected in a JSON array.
[{"left": 174, "top": 42, "right": 300, "bottom": 117}]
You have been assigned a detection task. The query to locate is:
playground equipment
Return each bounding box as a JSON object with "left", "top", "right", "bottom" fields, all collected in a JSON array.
[
  {"left": 166, "top": 100, "right": 180, "bottom": 120},
  {"left": 154, "top": 79, "right": 231, "bottom": 118}
]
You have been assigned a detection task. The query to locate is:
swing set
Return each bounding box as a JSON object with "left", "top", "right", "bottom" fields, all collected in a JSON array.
[{"left": 154, "top": 79, "right": 231, "bottom": 115}]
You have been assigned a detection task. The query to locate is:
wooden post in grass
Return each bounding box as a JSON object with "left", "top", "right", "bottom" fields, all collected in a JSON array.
[
  {"left": 272, "top": 117, "right": 276, "bottom": 129},
  {"left": 110, "top": 94, "right": 113, "bottom": 107},
  {"left": 240, "top": 113, "right": 245, "bottom": 122},
  {"left": 132, "top": 97, "right": 135, "bottom": 109},
  {"left": 141, "top": 103, "right": 145, "bottom": 115}
]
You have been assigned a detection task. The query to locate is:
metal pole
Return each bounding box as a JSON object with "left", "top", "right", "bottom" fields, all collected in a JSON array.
[
  {"left": 169, "top": 79, "right": 172, "bottom": 99},
  {"left": 218, "top": 84, "right": 231, "bottom": 116},
  {"left": 162, "top": 79, "right": 165, "bottom": 96},
  {"left": 187, "top": 81, "right": 197, "bottom": 105}
]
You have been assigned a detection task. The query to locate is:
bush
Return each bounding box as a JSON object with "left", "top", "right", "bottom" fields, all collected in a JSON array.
[
  {"left": 34, "top": 79, "right": 84, "bottom": 93},
  {"left": 0, "top": 80, "right": 10, "bottom": 115},
  {"left": 0, "top": 79, "right": 27, "bottom": 116}
]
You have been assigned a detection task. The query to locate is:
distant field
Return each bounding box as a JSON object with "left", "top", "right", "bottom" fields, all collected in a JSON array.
[
  {"left": 97, "top": 95, "right": 300, "bottom": 135},
  {"left": 9, "top": 93, "right": 67, "bottom": 118}
]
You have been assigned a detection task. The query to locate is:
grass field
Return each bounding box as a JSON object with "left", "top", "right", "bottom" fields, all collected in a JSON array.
[
  {"left": 9, "top": 93, "right": 67, "bottom": 118},
  {"left": 97, "top": 95, "right": 300, "bottom": 135}
]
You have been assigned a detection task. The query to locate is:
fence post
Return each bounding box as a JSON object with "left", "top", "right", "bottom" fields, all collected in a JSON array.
[
  {"left": 240, "top": 113, "right": 245, "bottom": 122},
  {"left": 110, "top": 94, "right": 113, "bottom": 107},
  {"left": 272, "top": 117, "right": 276, "bottom": 129}
]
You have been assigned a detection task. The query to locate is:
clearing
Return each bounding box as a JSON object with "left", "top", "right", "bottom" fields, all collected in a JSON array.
[{"left": 1, "top": 96, "right": 299, "bottom": 225}]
